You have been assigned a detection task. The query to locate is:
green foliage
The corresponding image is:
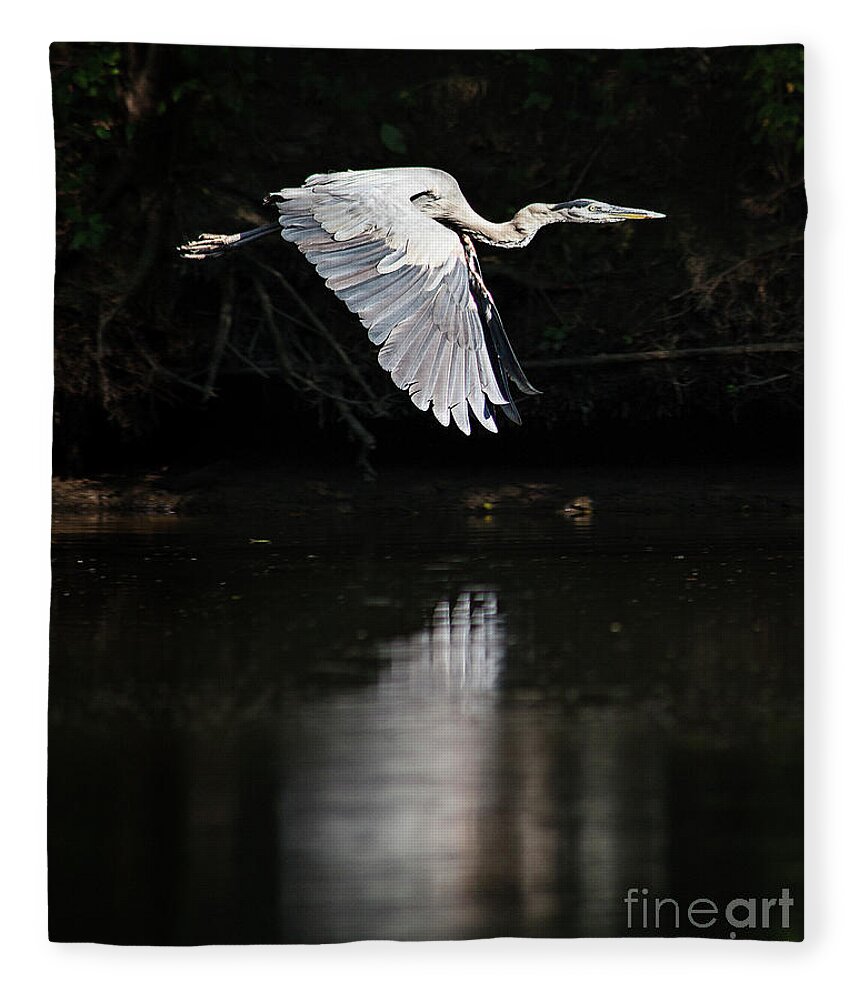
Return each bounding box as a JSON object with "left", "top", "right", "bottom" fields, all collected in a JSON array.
[
  {"left": 746, "top": 45, "right": 804, "bottom": 150},
  {"left": 65, "top": 205, "right": 109, "bottom": 250},
  {"left": 540, "top": 326, "right": 572, "bottom": 352},
  {"left": 52, "top": 44, "right": 126, "bottom": 251},
  {"left": 380, "top": 122, "right": 407, "bottom": 155},
  {"left": 523, "top": 91, "right": 552, "bottom": 112}
]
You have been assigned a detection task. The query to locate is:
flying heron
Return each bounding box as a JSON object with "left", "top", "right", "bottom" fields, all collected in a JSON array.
[{"left": 178, "top": 167, "right": 665, "bottom": 435}]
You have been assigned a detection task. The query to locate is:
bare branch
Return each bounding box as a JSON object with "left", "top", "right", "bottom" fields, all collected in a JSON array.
[
  {"left": 669, "top": 238, "right": 804, "bottom": 302},
  {"left": 525, "top": 341, "right": 804, "bottom": 369},
  {"left": 226, "top": 340, "right": 270, "bottom": 380},
  {"left": 201, "top": 272, "right": 235, "bottom": 399},
  {"left": 256, "top": 262, "right": 380, "bottom": 404}
]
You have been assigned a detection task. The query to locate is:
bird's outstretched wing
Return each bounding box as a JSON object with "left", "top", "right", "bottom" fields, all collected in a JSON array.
[{"left": 267, "top": 168, "right": 536, "bottom": 434}]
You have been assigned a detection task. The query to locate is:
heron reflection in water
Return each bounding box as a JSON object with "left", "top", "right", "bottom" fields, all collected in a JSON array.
[
  {"left": 277, "top": 586, "right": 666, "bottom": 940},
  {"left": 377, "top": 589, "right": 502, "bottom": 701},
  {"left": 279, "top": 588, "right": 508, "bottom": 940}
]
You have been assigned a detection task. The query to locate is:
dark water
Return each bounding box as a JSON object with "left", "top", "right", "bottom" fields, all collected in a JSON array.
[{"left": 49, "top": 499, "right": 803, "bottom": 943}]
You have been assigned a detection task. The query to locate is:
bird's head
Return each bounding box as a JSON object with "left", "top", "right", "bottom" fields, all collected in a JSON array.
[{"left": 550, "top": 198, "right": 666, "bottom": 224}]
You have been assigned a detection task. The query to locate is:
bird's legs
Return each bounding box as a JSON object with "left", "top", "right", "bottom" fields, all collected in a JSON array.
[{"left": 178, "top": 222, "right": 281, "bottom": 259}]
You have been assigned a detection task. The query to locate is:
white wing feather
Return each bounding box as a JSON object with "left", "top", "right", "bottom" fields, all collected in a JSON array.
[{"left": 268, "top": 168, "right": 511, "bottom": 434}]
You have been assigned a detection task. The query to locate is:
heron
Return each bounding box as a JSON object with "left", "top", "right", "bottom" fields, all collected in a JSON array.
[{"left": 178, "top": 167, "right": 665, "bottom": 435}]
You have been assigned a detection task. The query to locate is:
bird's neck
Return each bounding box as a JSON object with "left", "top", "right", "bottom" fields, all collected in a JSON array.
[{"left": 454, "top": 207, "right": 552, "bottom": 249}]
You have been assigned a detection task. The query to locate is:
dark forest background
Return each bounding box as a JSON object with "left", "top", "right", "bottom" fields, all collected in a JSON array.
[{"left": 51, "top": 43, "right": 804, "bottom": 474}]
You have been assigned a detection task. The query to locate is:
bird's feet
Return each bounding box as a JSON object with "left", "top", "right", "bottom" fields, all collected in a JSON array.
[{"left": 177, "top": 232, "right": 242, "bottom": 259}]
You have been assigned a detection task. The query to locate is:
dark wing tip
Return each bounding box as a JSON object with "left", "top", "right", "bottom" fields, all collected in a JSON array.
[
  {"left": 498, "top": 401, "right": 523, "bottom": 426},
  {"left": 510, "top": 372, "right": 542, "bottom": 397},
  {"left": 461, "top": 236, "right": 540, "bottom": 414},
  {"left": 467, "top": 275, "right": 540, "bottom": 413}
]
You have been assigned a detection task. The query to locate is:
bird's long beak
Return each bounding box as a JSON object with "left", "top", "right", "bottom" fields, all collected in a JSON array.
[{"left": 608, "top": 205, "right": 666, "bottom": 220}]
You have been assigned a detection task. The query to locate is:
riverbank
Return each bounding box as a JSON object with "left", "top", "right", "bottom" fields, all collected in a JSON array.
[{"left": 52, "top": 461, "right": 803, "bottom": 519}]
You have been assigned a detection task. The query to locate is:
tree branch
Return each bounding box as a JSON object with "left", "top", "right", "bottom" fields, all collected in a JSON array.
[
  {"left": 255, "top": 262, "right": 380, "bottom": 404},
  {"left": 525, "top": 341, "right": 804, "bottom": 369},
  {"left": 201, "top": 272, "right": 235, "bottom": 399}
]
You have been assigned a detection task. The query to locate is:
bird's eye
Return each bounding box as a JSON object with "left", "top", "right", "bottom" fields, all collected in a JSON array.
[{"left": 588, "top": 204, "right": 600, "bottom": 212}]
